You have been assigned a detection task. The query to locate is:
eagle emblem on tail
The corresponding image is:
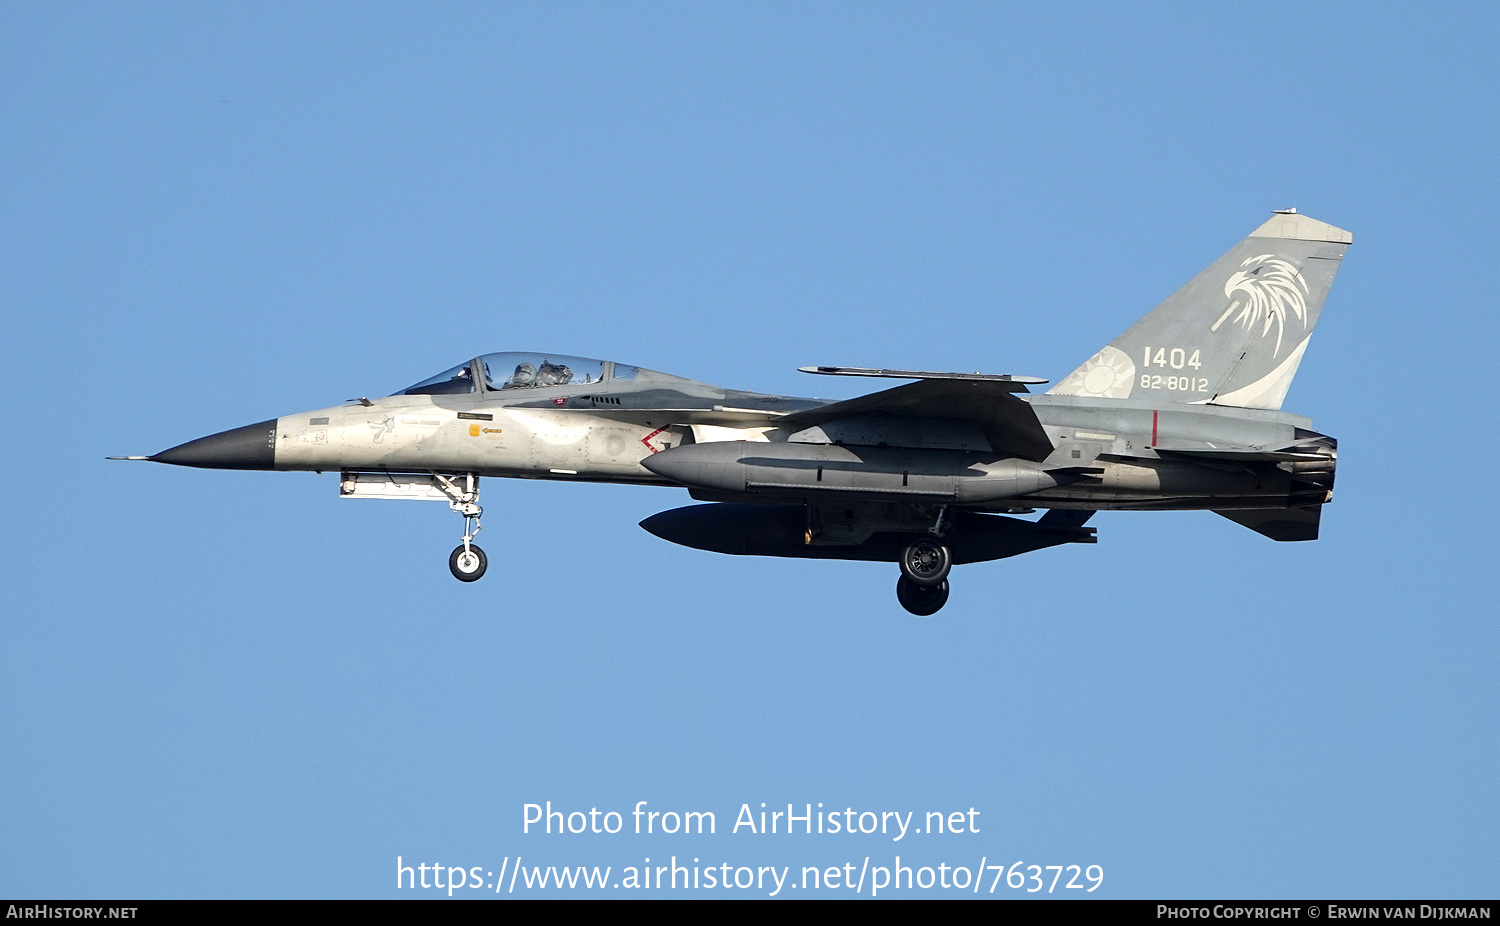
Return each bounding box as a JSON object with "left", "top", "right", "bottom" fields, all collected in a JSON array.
[{"left": 1211, "top": 254, "right": 1310, "bottom": 356}]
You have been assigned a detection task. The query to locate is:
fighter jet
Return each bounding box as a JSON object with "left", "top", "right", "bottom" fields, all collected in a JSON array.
[{"left": 114, "top": 210, "right": 1348, "bottom": 615}]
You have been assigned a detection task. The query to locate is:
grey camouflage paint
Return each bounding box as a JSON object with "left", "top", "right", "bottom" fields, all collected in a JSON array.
[{"left": 136, "top": 211, "right": 1349, "bottom": 566}]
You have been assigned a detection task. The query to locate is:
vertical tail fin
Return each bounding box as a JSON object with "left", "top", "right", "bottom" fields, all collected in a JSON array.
[{"left": 1049, "top": 211, "right": 1351, "bottom": 409}]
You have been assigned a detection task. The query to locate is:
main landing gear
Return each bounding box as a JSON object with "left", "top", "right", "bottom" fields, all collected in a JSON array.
[
  {"left": 896, "top": 575, "right": 949, "bottom": 616},
  {"left": 895, "top": 507, "right": 954, "bottom": 615},
  {"left": 435, "top": 473, "right": 486, "bottom": 582}
]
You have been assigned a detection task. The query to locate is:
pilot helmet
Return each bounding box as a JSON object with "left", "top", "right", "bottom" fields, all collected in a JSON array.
[{"left": 508, "top": 362, "right": 537, "bottom": 387}]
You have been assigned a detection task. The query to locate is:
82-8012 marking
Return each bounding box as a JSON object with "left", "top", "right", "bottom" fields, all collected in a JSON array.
[{"left": 1140, "top": 374, "right": 1209, "bottom": 393}]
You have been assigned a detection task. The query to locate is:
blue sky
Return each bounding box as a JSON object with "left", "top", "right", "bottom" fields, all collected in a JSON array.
[{"left": 3, "top": 2, "right": 1496, "bottom": 898}]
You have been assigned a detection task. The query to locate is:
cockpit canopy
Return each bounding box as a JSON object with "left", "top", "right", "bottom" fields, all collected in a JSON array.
[{"left": 398, "top": 352, "right": 639, "bottom": 396}]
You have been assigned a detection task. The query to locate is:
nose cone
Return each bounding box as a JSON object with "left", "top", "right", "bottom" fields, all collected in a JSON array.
[{"left": 150, "top": 419, "right": 279, "bottom": 470}]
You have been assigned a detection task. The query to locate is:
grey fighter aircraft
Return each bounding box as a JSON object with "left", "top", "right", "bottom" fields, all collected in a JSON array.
[{"left": 114, "top": 210, "right": 1348, "bottom": 614}]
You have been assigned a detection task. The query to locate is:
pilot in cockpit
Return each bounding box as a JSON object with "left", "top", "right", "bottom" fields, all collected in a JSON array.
[
  {"left": 504, "top": 362, "right": 537, "bottom": 389},
  {"left": 535, "top": 361, "right": 573, "bottom": 386}
]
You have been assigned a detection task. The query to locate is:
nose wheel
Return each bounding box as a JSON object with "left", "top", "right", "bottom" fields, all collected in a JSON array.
[
  {"left": 450, "top": 543, "right": 487, "bottom": 581},
  {"left": 434, "top": 473, "right": 487, "bottom": 583}
]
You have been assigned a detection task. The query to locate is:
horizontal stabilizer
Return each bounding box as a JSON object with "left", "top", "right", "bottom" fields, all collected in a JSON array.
[
  {"left": 1153, "top": 445, "right": 1331, "bottom": 464},
  {"left": 1214, "top": 506, "right": 1321, "bottom": 541}
]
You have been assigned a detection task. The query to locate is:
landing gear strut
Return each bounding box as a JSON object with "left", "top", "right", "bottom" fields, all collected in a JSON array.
[
  {"left": 434, "top": 473, "right": 486, "bottom": 582},
  {"left": 896, "top": 507, "right": 953, "bottom": 614}
]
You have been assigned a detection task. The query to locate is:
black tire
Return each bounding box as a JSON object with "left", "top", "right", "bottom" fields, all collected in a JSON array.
[
  {"left": 899, "top": 538, "right": 951, "bottom": 586},
  {"left": 897, "top": 575, "right": 949, "bottom": 616},
  {"left": 449, "top": 544, "right": 488, "bottom": 582}
]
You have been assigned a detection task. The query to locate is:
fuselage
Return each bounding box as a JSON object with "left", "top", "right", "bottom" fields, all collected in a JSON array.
[
  {"left": 131, "top": 210, "right": 1351, "bottom": 607},
  {"left": 166, "top": 358, "right": 1332, "bottom": 515}
]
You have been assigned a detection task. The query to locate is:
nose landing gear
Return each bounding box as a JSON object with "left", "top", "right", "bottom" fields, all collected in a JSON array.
[
  {"left": 434, "top": 473, "right": 486, "bottom": 582},
  {"left": 450, "top": 543, "right": 487, "bottom": 581}
]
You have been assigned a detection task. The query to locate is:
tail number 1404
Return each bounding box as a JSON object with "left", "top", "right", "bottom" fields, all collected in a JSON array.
[
  {"left": 1143, "top": 347, "right": 1201, "bottom": 370},
  {"left": 1140, "top": 347, "right": 1207, "bottom": 392}
]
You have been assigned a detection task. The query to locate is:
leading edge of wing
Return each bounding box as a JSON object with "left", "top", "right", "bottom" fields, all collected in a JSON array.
[
  {"left": 774, "top": 378, "right": 1054, "bottom": 461},
  {"left": 799, "top": 365, "right": 1047, "bottom": 385}
]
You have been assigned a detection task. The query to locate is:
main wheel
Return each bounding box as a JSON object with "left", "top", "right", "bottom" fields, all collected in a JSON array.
[
  {"left": 897, "top": 575, "right": 949, "bottom": 616},
  {"left": 449, "top": 544, "right": 488, "bottom": 582},
  {"left": 899, "top": 538, "right": 951, "bottom": 586}
]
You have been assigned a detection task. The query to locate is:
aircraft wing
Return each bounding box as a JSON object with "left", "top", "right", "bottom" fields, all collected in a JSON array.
[
  {"left": 774, "top": 378, "right": 1055, "bottom": 461},
  {"left": 798, "top": 365, "right": 1048, "bottom": 385}
]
